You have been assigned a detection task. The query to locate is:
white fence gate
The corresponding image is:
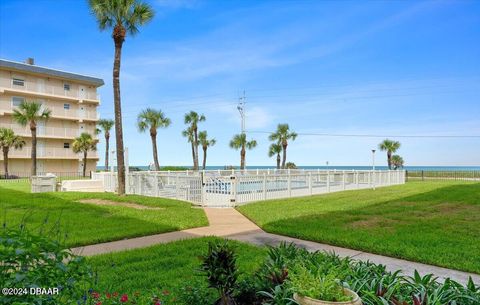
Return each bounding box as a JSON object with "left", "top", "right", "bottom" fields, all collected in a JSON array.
[{"left": 92, "top": 170, "right": 405, "bottom": 207}]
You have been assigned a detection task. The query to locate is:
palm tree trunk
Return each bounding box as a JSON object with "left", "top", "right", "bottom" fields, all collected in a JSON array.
[
  {"left": 151, "top": 133, "right": 160, "bottom": 171},
  {"left": 193, "top": 127, "right": 199, "bottom": 170},
  {"left": 240, "top": 146, "right": 246, "bottom": 170},
  {"left": 83, "top": 151, "right": 87, "bottom": 177},
  {"left": 202, "top": 146, "right": 207, "bottom": 170},
  {"left": 387, "top": 151, "right": 392, "bottom": 170},
  {"left": 276, "top": 153, "right": 281, "bottom": 169},
  {"left": 113, "top": 33, "right": 126, "bottom": 195},
  {"left": 105, "top": 133, "right": 109, "bottom": 170},
  {"left": 3, "top": 148, "right": 8, "bottom": 178},
  {"left": 281, "top": 143, "right": 287, "bottom": 169},
  {"left": 30, "top": 124, "right": 37, "bottom": 176},
  {"left": 190, "top": 142, "right": 196, "bottom": 169}
]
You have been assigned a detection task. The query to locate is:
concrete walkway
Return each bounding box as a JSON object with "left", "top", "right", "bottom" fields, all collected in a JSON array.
[{"left": 72, "top": 208, "right": 480, "bottom": 285}]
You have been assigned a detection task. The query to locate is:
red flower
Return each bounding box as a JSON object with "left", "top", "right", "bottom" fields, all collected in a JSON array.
[
  {"left": 113, "top": 292, "right": 119, "bottom": 297},
  {"left": 120, "top": 294, "right": 129, "bottom": 303},
  {"left": 106, "top": 293, "right": 111, "bottom": 299},
  {"left": 154, "top": 302, "right": 162, "bottom": 305},
  {"left": 91, "top": 292, "right": 100, "bottom": 299},
  {"left": 95, "top": 302, "right": 102, "bottom": 305}
]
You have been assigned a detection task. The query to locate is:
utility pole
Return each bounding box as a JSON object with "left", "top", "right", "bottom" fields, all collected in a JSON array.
[{"left": 237, "top": 90, "right": 246, "bottom": 134}]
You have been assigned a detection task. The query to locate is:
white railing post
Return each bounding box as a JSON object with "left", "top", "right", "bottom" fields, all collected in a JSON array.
[
  {"left": 263, "top": 173, "right": 267, "bottom": 200},
  {"left": 309, "top": 172, "right": 313, "bottom": 195},
  {"left": 232, "top": 176, "right": 238, "bottom": 207},
  {"left": 175, "top": 175, "right": 179, "bottom": 199},
  {"left": 327, "top": 170, "right": 330, "bottom": 192},
  {"left": 154, "top": 173, "right": 159, "bottom": 196},
  {"left": 355, "top": 170, "right": 359, "bottom": 189},
  {"left": 138, "top": 174, "right": 142, "bottom": 195},
  {"left": 372, "top": 170, "right": 376, "bottom": 190},
  {"left": 124, "top": 147, "right": 130, "bottom": 194},
  {"left": 288, "top": 172, "right": 292, "bottom": 197},
  {"left": 388, "top": 170, "right": 391, "bottom": 185},
  {"left": 342, "top": 170, "right": 346, "bottom": 190}
]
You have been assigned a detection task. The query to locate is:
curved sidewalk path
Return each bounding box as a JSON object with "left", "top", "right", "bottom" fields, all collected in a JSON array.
[{"left": 72, "top": 207, "right": 479, "bottom": 285}]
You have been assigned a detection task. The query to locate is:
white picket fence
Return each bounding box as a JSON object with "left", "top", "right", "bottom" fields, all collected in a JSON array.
[{"left": 92, "top": 169, "right": 405, "bottom": 207}]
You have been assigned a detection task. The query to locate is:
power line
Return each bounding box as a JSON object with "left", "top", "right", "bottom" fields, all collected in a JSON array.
[{"left": 246, "top": 131, "right": 480, "bottom": 139}]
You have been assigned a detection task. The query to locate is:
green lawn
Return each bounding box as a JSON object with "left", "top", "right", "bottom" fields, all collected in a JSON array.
[
  {"left": 237, "top": 181, "right": 480, "bottom": 273},
  {"left": 0, "top": 181, "right": 208, "bottom": 247},
  {"left": 88, "top": 237, "right": 266, "bottom": 302}
]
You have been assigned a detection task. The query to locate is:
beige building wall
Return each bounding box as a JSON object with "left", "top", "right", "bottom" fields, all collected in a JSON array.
[{"left": 0, "top": 59, "right": 103, "bottom": 176}]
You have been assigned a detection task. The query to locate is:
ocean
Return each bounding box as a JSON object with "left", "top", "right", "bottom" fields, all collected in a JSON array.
[{"left": 97, "top": 165, "right": 480, "bottom": 171}]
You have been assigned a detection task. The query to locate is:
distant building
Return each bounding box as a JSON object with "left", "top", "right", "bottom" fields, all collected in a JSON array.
[{"left": 0, "top": 58, "right": 104, "bottom": 175}]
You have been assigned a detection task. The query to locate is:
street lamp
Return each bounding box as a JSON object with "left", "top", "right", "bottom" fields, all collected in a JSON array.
[
  {"left": 326, "top": 161, "right": 329, "bottom": 170},
  {"left": 371, "top": 149, "right": 376, "bottom": 190},
  {"left": 371, "top": 149, "right": 376, "bottom": 171}
]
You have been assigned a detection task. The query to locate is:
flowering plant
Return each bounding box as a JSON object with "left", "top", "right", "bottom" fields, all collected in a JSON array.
[{"left": 86, "top": 290, "right": 174, "bottom": 305}]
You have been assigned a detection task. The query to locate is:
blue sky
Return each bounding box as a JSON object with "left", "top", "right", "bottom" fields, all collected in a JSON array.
[{"left": 1, "top": 0, "right": 479, "bottom": 167}]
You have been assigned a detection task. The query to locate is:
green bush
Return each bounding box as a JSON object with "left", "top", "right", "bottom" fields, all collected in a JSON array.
[
  {"left": 191, "top": 242, "right": 480, "bottom": 305},
  {"left": 0, "top": 227, "right": 94, "bottom": 305},
  {"left": 199, "top": 241, "right": 238, "bottom": 305},
  {"left": 288, "top": 264, "right": 351, "bottom": 302}
]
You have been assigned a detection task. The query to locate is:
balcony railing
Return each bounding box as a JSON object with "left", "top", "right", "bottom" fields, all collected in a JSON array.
[
  {"left": 2, "top": 147, "right": 98, "bottom": 159},
  {"left": 1, "top": 80, "right": 99, "bottom": 101},
  {"left": 0, "top": 123, "right": 97, "bottom": 139},
  {"left": 3, "top": 104, "right": 99, "bottom": 121}
]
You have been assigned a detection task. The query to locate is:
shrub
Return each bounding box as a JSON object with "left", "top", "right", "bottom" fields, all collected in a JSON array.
[
  {"left": 238, "top": 242, "right": 480, "bottom": 305},
  {"left": 285, "top": 162, "right": 297, "bottom": 169},
  {"left": 288, "top": 264, "right": 351, "bottom": 302},
  {"left": 0, "top": 227, "right": 94, "bottom": 305},
  {"left": 200, "top": 241, "right": 239, "bottom": 305}
]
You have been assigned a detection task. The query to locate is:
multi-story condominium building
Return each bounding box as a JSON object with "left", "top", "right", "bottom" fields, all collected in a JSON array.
[{"left": 0, "top": 58, "right": 104, "bottom": 175}]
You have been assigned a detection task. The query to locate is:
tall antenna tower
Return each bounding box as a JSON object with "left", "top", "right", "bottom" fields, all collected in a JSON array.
[{"left": 237, "top": 90, "right": 246, "bottom": 134}]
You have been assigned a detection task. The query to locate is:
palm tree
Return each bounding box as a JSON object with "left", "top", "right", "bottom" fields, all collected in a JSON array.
[
  {"left": 96, "top": 119, "right": 114, "bottom": 170},
  {"left": 269, "top": 124, "right": 297, "bottom": 169},
  {"left": 137, "top": 108, "right": 171, "bottom": 171},
  {"left": 268, "top": 143, "right": 282, "bottom": 169},
  {"left": 378, "top": 139, "right": 401, "bottom": 169},
  {"left": 12, "top": 100, "right": 51, "bottom": 176},
  {"left": 198, "top": 131, "right": 216, "bottom": 170},
  {"left": 72, "top": 133, "right": 97, "bottom": 177},
  {"left": 184, "top": 111, "right": 205, "bottom": 170},
  {"left": 89, "top": 0, "right": 154, "bottom": 194},
  {"left": 229, "top": 133, "right": 257, "bottom": 170},
  {"left": 0, "top": 128, "right": 25, "bottom": 178},
  {"left": 182, "top": 127, "right": 196, "bottom": 170},
  {"left": 391, "top": 155, "right": 404, "bottom": 170}
]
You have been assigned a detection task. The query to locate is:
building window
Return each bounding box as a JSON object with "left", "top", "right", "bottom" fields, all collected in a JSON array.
[
  {"left": 64, "top": 143, "right": 70, "bottom": 149},
  {"left": 64, "top": 103, "right": 70, "bottom": 110},
  {"left": 12, "top": 78, "right": 25, "bottom": 86},
  {"left": 64, "top": 83, "right": 70, "bottom": 91},
  {"left": 12, "top": 96, "right": 25, "bottom": 107}
]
